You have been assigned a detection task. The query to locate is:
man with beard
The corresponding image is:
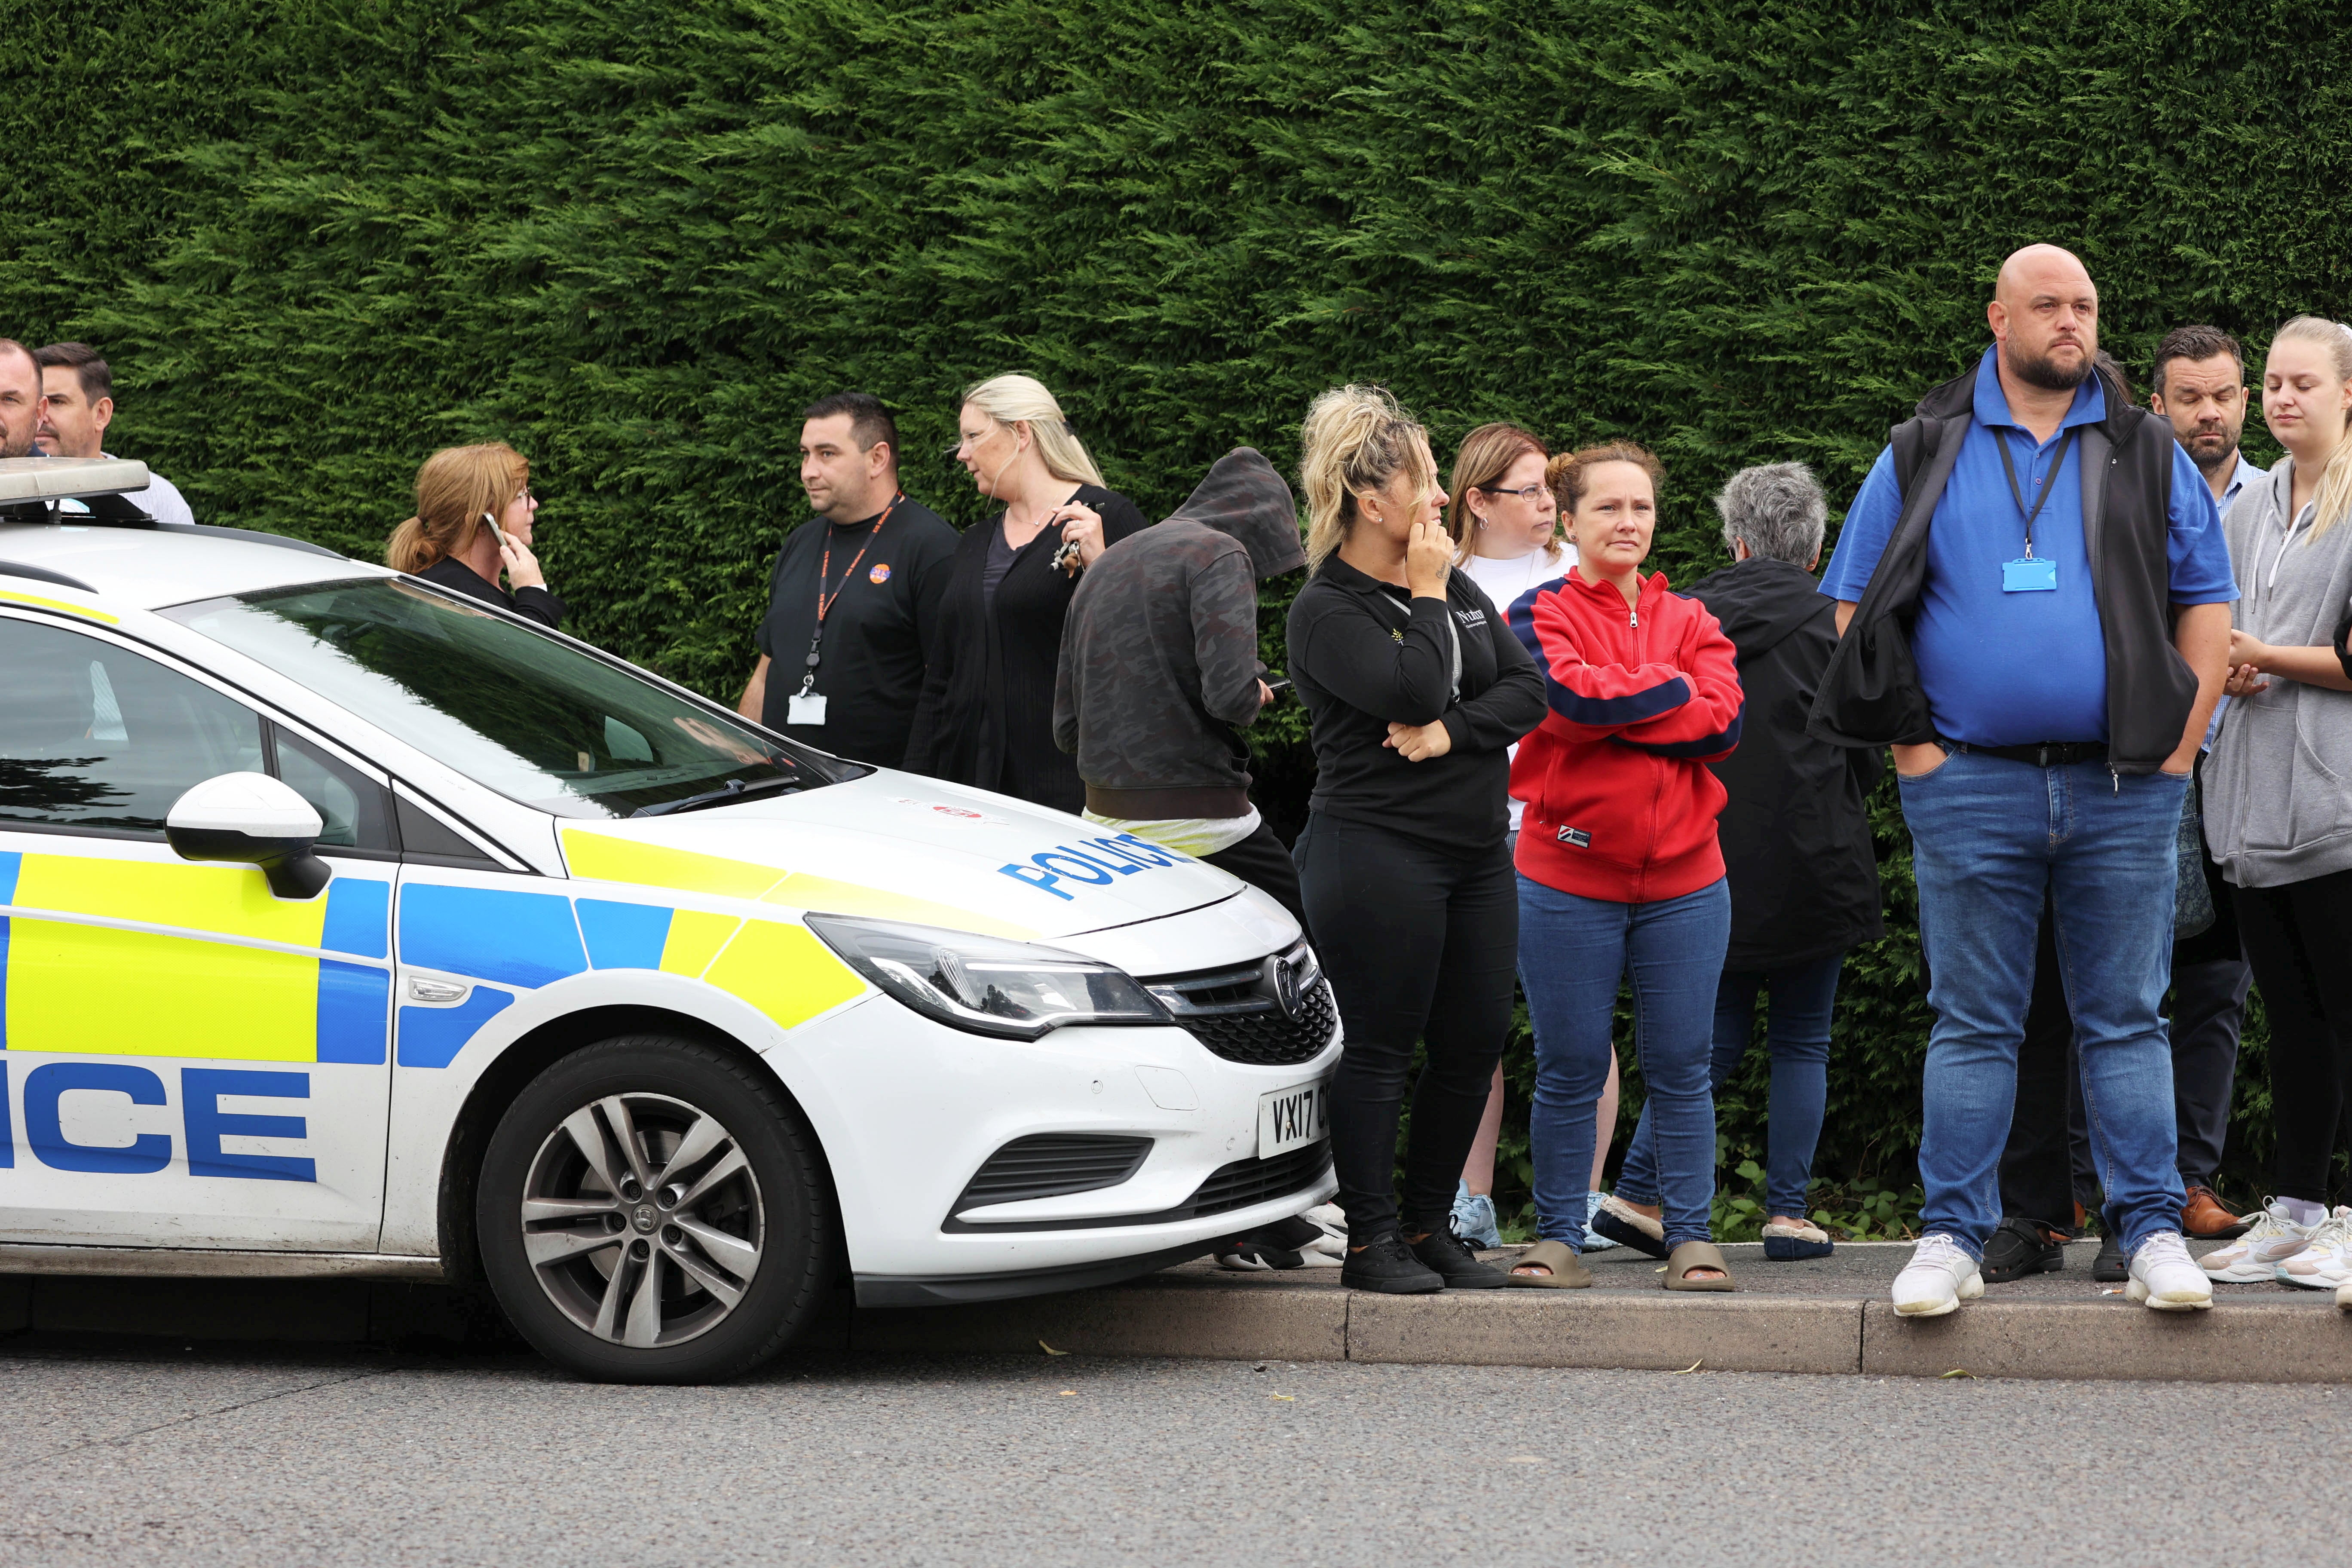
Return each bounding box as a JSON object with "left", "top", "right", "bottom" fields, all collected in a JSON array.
[
  {"left": 0, "top": 340, "right": 41, "bottom": 459},
  {"left": 33, "top": 343, "right": 197, "bottom": 526},
  {"left": 1814, "top": 245, "right": 2237, "bottom": 1318},
  {"left": 2153, "top": 325, "right": 2265, "bottom": 513}
]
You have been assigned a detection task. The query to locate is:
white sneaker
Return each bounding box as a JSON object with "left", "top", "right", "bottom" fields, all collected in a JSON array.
[
  {"left": 2275, "top": 1209, "right": 2352, "bottom": 1290},
  {"left": 2127, "top": 1230, "right": 2214, "bottom": 1311},
  {"left": 2199, "top": 1199, "right": 2315, "bottom": 1281},
  {"left": 1891, "top": 1234, "right": 1983, "bottom": 1317}
]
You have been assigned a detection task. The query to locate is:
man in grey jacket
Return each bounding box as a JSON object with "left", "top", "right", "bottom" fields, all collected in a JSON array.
[{"left": 1054, "top": 446, "right": 1306, "bottom": 924}]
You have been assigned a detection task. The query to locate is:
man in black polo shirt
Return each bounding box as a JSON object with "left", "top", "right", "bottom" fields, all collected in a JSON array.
[{"left": 738, "top": 392, "right": 957, "bottom": 767}]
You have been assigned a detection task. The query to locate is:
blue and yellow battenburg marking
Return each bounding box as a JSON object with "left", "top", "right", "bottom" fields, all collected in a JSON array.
[
  {"left": 0, "top": 840, "right": 876, "bottom": 1079},
  {"left": 392, "top": 872, "right": 866, "bottom": 1067},
  {"left": 0, "top": 849, "right": 391, "bottom": 1065}
]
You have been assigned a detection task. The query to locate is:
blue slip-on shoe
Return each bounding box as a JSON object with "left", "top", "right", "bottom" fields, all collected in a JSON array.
[
  {"left": 1761, "top": 1219, "right": 1835, "bottom": 1260},
  {"left": 1449, "top": 1180, "right": 1502, "bottom": 1250},
  {"left": 1580, "top": 1190, "right": 1620, "bottom": 1252}
]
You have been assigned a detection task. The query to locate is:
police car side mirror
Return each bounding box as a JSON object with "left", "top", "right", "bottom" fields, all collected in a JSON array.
[{"left": 166, "top": 771, "right": 332, "bottom": 900}]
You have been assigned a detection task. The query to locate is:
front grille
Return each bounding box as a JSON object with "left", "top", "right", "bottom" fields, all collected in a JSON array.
[
  {"left": 1188, "top": 1140, "right": 1334, "bottom": 1219},
  {"left": 1143, "top": 941, "right": 1339, "bottom": 1068},
  {"left": 953, "top": 1134, "right": 1153, "bottom": 1212},
  {"left": 943, "top": 1138, "right": 1332, "bottom": 1231},
  {"left": 1176, "top": 980, "right": 1336, "bottom": 1067}
]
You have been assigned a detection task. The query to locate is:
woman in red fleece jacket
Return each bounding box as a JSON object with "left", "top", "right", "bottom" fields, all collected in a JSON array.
[{"left": 1504, "top": 443, "right": 1745, "bottom": 1290}]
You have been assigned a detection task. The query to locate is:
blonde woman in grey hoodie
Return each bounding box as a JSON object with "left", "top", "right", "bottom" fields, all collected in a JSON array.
[{"left": 2202, "top": 316, "right": 2352, "bottom": 1283}]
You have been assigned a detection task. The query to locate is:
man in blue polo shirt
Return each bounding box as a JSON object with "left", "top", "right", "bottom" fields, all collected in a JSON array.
[{"left": 1814, "top": 245, "right": 2236, "bottom": 1318}]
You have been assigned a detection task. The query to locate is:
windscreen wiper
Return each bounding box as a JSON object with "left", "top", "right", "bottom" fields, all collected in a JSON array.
[{"left": 631, "top": 773, "right": 804, "bottom": 818}]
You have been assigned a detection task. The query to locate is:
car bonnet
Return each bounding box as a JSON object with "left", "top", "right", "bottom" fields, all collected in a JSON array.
[{"left": 554, "top": 769, "right": 1242, "bottom": 942}]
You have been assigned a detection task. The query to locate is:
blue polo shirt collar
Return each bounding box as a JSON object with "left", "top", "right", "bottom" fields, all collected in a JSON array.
[{"left": 1969, "top": 345, "right": 2106, "bottom": 436}]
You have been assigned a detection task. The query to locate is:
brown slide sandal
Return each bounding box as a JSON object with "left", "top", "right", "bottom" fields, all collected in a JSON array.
[
  {"left": 1663, "top": 1240, "right": 1735, "bottom": 1292},
  {"left": 1505, "top": 1238, "right": 1592, "bottom": 1289}
]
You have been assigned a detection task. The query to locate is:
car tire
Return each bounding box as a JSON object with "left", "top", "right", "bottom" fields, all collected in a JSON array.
[{"left": 476, "top": 1034, "right": 833, "bottom": 1384}]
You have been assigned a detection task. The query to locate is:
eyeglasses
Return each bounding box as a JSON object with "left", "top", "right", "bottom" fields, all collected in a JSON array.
[{"left": 1478, "top": 483, "right": 1555, "bottom": 504}]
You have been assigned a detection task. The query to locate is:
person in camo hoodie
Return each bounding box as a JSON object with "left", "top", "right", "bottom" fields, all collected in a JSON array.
[{"left": 1053, "top": 445, "right": 1308, "bottom": 921}]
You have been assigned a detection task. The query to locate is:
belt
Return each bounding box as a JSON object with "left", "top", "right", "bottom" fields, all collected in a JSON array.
[{"left": 1947, "top": 739, "right": 2109, "bottom": 769}]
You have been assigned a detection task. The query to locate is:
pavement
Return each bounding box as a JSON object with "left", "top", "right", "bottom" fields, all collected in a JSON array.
[
  {"left": 7, "top": 1234, "right": 2349, "bottom": 1386},
  {"left": 4, "top": 1340, "right": 2352, "bottom": 1567}
]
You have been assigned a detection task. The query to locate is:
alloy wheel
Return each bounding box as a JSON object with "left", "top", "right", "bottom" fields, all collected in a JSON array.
[{"left": 518, "top": 1091, "right": 766, "bottom": 1349}]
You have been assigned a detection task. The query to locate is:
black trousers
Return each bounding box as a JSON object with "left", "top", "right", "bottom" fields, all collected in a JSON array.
[
  {"left": 1200, "top": 818, "right": 1307, "bottom": 931},
  {"left": 2232, "top": 867, "right": 2352, "bottom": 1204},
  {"left": 1294, "top": 812, "right": 1517, "bottom": 1242}
]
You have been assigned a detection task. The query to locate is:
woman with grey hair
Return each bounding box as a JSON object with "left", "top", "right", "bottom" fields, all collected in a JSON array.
[{"left": 1605, "top": 462, "right": 1883, "bottom": 1261}]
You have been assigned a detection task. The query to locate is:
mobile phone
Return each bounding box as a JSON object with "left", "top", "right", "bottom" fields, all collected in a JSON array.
[
  {"left": 484, "top": 511, "right": 511, "bottom": 549},
  {"left": 1264, "top": 678, "right": 1293, "bottom": 698}
]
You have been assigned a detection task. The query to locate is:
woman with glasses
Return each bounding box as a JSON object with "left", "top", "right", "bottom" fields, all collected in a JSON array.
[
  {"left": 387, "top": 442, "right": 562, "bottom": 629},
  {"left": 1438, "top": 423, "right": 1623, "bottom": 1254},
  {"left": 903, "top": 374, "right": 1147, "bottom": 812}
]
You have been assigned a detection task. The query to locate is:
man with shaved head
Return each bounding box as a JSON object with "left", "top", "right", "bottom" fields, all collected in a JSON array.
[{"left": 1813, "top": 245, "right": 2237, "bottom": 1319}]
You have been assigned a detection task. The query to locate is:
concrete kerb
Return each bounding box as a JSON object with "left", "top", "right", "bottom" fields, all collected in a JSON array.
[{"left": 9, "top": 1265, "right": 2352, "bottom": 1381}]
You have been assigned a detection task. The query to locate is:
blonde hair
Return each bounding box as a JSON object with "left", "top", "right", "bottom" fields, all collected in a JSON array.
[
  {"left": 388, "top": 443, "right": 530, "bottom": 572},
  {"left": 1445, "top": 422, "right": 1555, "bottom": 561},
  {"left": 2270, "top": 316, "right": 2352, "bottom": 539},
  {"left": 962, "top": 374, "right": 1105, "bottom": 488},
  {"left": 1298, "top": 385, "right": 1436, "bottom": 571}
]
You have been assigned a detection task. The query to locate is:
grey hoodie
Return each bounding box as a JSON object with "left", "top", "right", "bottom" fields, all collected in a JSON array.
[{"left": 2205, "top": 456, "right": 2352, "bottom": 887}]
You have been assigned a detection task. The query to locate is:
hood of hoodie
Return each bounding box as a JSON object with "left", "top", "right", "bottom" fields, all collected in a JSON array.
[
  {"left": 1684, "top": 556, "right": 1832, "bottom": 662},
  {"left": 1162, "top": 447, "right": 1305, "bottom": 580}
]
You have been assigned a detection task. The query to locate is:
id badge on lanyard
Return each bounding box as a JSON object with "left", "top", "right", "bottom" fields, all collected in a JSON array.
[
  {"left": 1998, "top": 429, "right": 2073, "bottom": 594},
  {"left": 791, "top": 496, "right": 899, "bottom": 723}
]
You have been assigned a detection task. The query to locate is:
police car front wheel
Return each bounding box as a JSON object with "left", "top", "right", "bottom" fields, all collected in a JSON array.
[{"left": 477, "top": 1035, "right": 834, "bottom": 1383}]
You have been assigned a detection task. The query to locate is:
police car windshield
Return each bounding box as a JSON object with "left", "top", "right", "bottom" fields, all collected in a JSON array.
[{"left": 164, "top": 578, "right": 854, "bottom": 818}]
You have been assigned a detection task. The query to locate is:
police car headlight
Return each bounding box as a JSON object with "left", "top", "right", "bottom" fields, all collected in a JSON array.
[{"left": 805, "top": 914, "right": 1169, "bottom": 1041}]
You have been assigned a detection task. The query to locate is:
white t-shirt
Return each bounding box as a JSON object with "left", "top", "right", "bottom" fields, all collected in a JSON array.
[{"left": 1458, "top": 548, "right": 1569, "bottom": 831}]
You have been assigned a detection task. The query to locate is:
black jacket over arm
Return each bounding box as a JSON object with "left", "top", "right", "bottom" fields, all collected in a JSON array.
[
  {"left": 1687, "top": 555, "right": 1883, "bottom": 970},
  {"left": 903, "top": 483, "right": 1149, "bottom": 813}
]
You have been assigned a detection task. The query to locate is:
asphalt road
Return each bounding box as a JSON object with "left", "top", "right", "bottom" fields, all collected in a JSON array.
[{"left": 3, "top": 1338, "right": 2346, "bottom": 1567}]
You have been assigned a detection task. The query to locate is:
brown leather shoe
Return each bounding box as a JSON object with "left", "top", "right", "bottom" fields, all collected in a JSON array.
[{"left": 2182, "top": 1185, "right": 2250, "bottom": 1240}]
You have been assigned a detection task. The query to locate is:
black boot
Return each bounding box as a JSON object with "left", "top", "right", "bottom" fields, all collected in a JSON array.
[
  {"left": 1340, "top": 1234, "right": 1445, "bottom": 1294},
  {"left": 1408, "top": 1227, "right": 1507, "bottom": 1289},
  {"left": 1981, "top": 1217, "right": 2064, "bottom": 1283}
]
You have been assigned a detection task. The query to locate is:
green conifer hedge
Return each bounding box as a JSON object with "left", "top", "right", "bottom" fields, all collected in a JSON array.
[{"left": 9, "top": 0, "right": 2343, "bottom": 1221}]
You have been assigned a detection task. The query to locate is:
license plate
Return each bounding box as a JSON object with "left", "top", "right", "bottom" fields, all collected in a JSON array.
[{"left": 1257, "top": 1079, "right": 1329, "bottom": 1159}]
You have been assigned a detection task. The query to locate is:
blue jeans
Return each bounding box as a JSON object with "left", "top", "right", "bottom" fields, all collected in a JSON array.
[
  {"left": 1520, "top": 875, "right": 1731, "bottom": 1250},
  {"left": 1899, "top": 750, "right": 2190, "bottom": 1258},
  {"left": 1620, "top": 952, "right": 1844, "bottom": 1221}
]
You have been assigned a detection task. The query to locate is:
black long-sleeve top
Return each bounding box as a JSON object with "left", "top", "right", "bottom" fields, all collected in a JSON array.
[
  {"left": 902, "top": 484, "right": 1149, "bottom": 813},
  {"left": 412, "top": 555, "right": 565, "bottom": 630},
  {"left": 1286, "top": 555, "right": 1545, "bottom": 848}
]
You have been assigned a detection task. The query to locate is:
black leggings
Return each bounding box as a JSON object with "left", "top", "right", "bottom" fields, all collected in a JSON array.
[
  {"left": 1200, "top": 818, "right": 1307, "bottom": 930},
  {"left": 2234, "top": 870, "right": 2352, "bottom": 1204},
  {"left": 1294, "top": 813, "right": 1517, "bottom": 1242}
]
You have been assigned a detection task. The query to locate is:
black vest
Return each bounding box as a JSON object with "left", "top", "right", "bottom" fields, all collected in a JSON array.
[{"left": 1807, "top": 363, "right": 2196, "bottom": 773}]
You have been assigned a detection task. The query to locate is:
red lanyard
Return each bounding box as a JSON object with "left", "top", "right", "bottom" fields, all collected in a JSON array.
[
  {"left": 817, "top": 494, "right": 899, "bottom": 626},
  {"left": 799, "top": 495, "right": 900, "bottom": 696}
]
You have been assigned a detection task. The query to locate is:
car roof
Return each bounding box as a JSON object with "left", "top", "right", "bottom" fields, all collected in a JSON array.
[{"left": 0, "top": 520, "right": 378, "bottom": 611}]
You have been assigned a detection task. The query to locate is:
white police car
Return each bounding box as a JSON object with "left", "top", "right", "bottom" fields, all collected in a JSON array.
[{"left": 0, "top": 458, "right": 1335, "bottom": 1382}]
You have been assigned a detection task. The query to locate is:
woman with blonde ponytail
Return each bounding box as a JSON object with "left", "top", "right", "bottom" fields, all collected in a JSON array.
[
  {"left": 1283, "top": 386, "right": 1546, "bottom": 1294},
  {"left": 2203, "top": 316, "right": 2352, "bottom": 1255},
  {"left": 388, "top": 442, "right": 562, "bottom": 630},
  {"left": 902, "top": 374, "right": 1147, "bottom": 811}
]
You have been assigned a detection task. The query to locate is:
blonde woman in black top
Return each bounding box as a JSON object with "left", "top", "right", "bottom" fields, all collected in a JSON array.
[
  {"left": 1285, "top": 385, "right": 1547, "bottom": 1294},
  {"left": 904, "top": 374, "right": 1146, "bottom": 812}
]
